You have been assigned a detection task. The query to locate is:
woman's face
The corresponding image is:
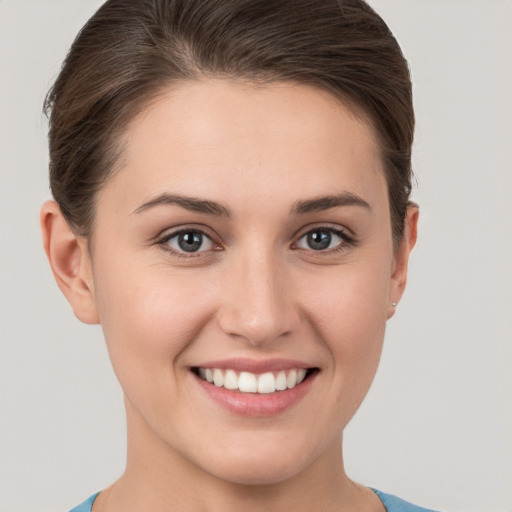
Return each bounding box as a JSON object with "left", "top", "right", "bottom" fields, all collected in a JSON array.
[{"left": 80, "top": 80, "right": 413, "bottom": 484}]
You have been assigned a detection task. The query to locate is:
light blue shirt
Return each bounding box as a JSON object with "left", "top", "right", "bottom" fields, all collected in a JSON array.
[{"left": 69, "top": 489, "right": 440, "bottom": 511}]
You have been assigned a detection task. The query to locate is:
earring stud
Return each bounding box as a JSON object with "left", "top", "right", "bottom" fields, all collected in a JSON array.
[{"left": 392, "top": 302, "right": 397, "bottom": 307}]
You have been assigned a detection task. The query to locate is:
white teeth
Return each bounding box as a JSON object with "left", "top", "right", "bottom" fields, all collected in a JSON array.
[
  {"left": 286, "top": 369, "right": 297, "bottom": 389},
  {"left": 224, "top": 369, "right": 238, "bottom": 390},
  {"left": 197, "top": 367, "right": 311, "bottom": 393},
  {"left": 257, "top": 372, "right": 276, "bottom": 394},
  {"left": 275, "top": 371, "right": 287, "bottom": 391},
  {"left": 213, "top": 368, "right": 224, "bottom": 387},
  {"left": 238, "top": 372, "right": 257, "bottom": 393},
  {"left": 297, "top": 368, "right": 307, "bottom": 384}
]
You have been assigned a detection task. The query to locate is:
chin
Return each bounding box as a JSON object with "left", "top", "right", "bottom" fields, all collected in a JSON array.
[
  {"left": 193, "top": 435, "right": 321, "bottom": 486},
  {"left": 206, "top": 457, "right": 304, "bottom": 486}
]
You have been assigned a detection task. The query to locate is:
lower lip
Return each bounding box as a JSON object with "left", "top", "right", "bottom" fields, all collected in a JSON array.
[{"left": 193, "top": 372, "right": 317, "bottom": 417}]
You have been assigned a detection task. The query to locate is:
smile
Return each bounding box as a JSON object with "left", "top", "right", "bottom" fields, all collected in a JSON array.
[
  {"left": 191, "top": 359, "right": 319, "bottom": 416},
  {"left": 195, "top": 367, "right": 312, "bottom": 394}
]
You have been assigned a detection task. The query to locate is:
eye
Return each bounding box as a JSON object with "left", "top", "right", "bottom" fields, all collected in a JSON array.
[
  {"left": 160, "top": 229, "right": 215, "bottom": 254},
  {"left": 295, "top": 227, "right": 350, "bottom": 252}
]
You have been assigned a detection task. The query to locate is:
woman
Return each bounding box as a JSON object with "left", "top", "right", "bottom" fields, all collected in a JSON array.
[{"left": 40, "top": 0, "right": 435, "bottom": 510}]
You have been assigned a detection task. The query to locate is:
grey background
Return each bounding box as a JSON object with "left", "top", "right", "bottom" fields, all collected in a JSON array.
[{"left": 1, "top": 1, "right": 511, "bottom": 511}]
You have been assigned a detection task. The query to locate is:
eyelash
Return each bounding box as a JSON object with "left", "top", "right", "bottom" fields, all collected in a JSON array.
[
  {"left": 156, "top": 225, "right": 357, "bottom": 258},
  {"left": 156, "top": 227, "right": 220, "bottom": 259},
  {"left": 293, "top": 225, "right": 357, "bottom": 254}
]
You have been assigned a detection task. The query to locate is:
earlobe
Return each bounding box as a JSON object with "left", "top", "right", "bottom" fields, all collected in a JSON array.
[
  {"left": 388, "top": 205, "right": 419, "bottom": 319},
  {"left": 40, "top": 200, "right": 100, "bottom": 324}
]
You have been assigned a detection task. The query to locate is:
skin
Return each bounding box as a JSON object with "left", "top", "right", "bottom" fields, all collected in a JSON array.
[{"left": 41, "top": 80, "right": 418, "bottom": 512}]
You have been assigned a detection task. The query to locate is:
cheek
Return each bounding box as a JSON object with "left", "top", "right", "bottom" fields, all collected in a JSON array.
[
  {"left": 305, "top": 258, "right": 390, "bottom": 332},
  {"left": 93, "top": 264, "right": 217, "bottom": 397},
  {"left": 301, "top": 258, "right": 391, "bottom": 383},
  {"left": 306, "top": 267, "right": 389, "bottom": 429}
]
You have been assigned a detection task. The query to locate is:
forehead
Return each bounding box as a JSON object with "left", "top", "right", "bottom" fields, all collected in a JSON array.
[{"left": 102, "top": 79, "right": 386, "bottom": 214}]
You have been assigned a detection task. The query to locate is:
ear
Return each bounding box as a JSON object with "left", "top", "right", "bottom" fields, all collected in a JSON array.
[
  {"left": 40, "top": 200, "right": 99, "bottom": 324},
  {"left": 388, "top": 205, "right": 419, "bottom": 319}
]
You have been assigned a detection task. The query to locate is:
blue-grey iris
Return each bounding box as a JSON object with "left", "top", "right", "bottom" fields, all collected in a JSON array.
[
  {"left": 307, "top": 231, "right": 331, "bottom": 250},
  {"left": 178, "top": 231, "right": 203, "bottom": 252}
]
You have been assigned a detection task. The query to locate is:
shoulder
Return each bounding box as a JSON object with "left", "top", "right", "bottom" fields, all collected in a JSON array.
[
  {"left": 372, "top": 489, "right": 441, "bottom": 512},
  {"left": 69, "top": 493, "right": 100, "bottom": 512}
]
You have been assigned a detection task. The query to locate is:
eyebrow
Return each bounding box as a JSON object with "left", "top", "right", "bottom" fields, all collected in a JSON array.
[
  {"left": 133, "top": 193, "right": 232, "bottom": 217},
  {"left": 133, "top": 191, "right": 370, "bottom": 217},
  {"left": 291, "top": 192, "right": 371, "bottom": 214}
]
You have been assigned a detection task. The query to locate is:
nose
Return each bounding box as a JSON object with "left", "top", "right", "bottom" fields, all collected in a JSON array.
[{"left": 217, "top": 248, "right": 299, "bottom": 346}]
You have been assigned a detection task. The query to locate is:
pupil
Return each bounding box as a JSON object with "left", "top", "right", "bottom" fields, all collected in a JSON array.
[
  {"left": 178, "top": 232, "right": 202, "bottom": 252},
  {"left": 307, "top": 231, "right": 331, "bottom": 250}
]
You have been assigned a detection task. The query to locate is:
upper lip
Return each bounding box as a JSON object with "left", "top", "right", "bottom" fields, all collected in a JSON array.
[{"left": 192, "top": 358, "right": 316, "bottom": 374}]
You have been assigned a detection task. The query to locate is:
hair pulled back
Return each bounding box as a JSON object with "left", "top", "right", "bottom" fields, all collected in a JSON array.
[{"left": 45, "top": 0, "right": 414, "bottom": 242}]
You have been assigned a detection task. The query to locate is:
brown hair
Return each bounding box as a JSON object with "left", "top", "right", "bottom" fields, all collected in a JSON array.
[{"left": 45, "top": 0, "right": 414, "bottom": 242}]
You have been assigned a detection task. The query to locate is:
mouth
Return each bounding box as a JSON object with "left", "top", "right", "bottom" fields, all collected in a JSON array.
[
  {"left": 191, "top": 366, "right": 319, "bottom": 394},
  {"left": 190, "top": 358, "right": 320, "bottom": 416}
]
